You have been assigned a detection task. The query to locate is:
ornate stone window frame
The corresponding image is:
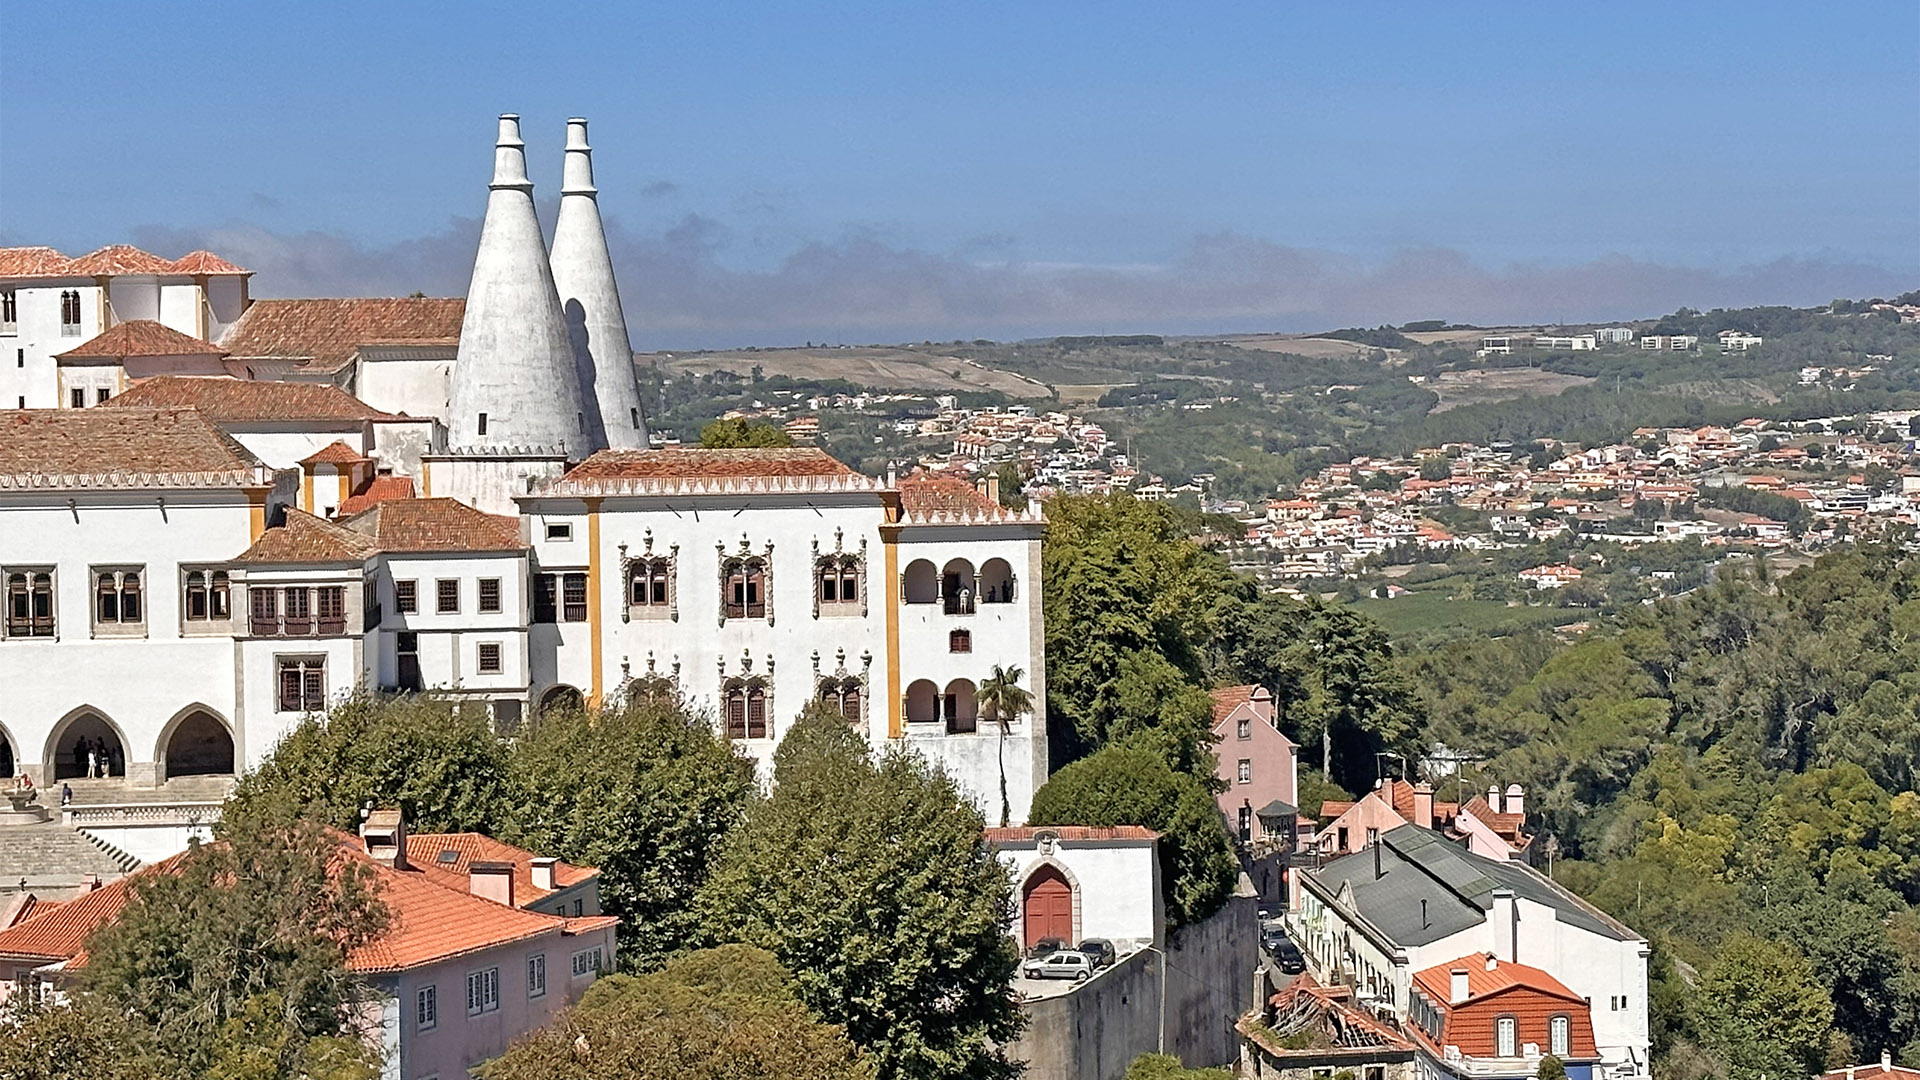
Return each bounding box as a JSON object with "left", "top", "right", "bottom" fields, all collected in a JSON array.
[
  {"left": 620, "top": 530, "right": 678, "bottom": 623},
  {"left": 618, "top": 651, "right": 681, "bottom": 707},
  {"left": 718, "top": 650, "right": 775, "bottom": 739},
  {"left": 811, "top": 647, "right": 873, "bottom": 726},
  {"left": 717, "top": 535, "right": 774, "bottom": 627},
  {"left": 811, "top": 528, "right": 868, "bottom": 618}
]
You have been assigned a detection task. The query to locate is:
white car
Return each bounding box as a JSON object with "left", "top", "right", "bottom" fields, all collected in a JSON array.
[{"left": 1023, "top": 950, "right": 1093, "bottom": 981}]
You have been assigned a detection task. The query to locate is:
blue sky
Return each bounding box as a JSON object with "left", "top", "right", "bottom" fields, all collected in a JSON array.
[{"left": 3, "top": 2, "right": 1916, "bottom": 345}]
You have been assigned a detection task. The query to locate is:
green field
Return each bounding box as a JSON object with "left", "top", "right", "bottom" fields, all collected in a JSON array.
[{"left": 1348, "top": 591, "right": 1582, "bottom": 640}]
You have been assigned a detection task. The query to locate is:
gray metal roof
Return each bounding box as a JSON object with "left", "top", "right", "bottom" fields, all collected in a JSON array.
[{"left": 1305, "top": 824, "right": 1640, "bottom": 948}]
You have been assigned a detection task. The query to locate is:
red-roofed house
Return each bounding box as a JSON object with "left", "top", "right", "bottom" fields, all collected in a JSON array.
[
  {"left": 2, "top": 244, "right": 251, "bottom": 410},
  {"left": 1210, "top": 686, "right": 1299, "bottom": 852},
  {"left": 1312, "top": 780, "right": 1531, "bottom": 861},
  {"left": 0, "top": 813, "right": 615, "bottom": 1080},
  {"left": 1407, "top": 953, "right": 1602, "bottom": 1080}
]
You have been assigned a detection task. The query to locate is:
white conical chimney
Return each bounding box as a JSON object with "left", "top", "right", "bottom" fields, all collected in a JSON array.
[
  {"left": 550, "top": 117, "right": 649, "bottom": 451},
  {"left": 446, "top": 114, "right": 588, "bottom": 455}
]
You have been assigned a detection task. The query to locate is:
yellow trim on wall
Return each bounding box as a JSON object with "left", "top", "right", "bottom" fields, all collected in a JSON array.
[
  {"left": 247, "top": 489, "right": 268, "bottom": 540},
  {"left": 300, "top": 470, "right": 314, "bottom": 514},
  {"left": 586, "top": 500, "right": 604, "bottom": 707},
  {"left": 337, "top": 470, "right": 351, "bottom": 511},
  {"left": 883, "top": 525, "right": 902, "bottom": 739}
]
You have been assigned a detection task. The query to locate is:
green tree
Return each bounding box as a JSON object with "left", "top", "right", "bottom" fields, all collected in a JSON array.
[
  {"left": 977, "top": 664, "right": 1035, "bottom": 827},
  {"left": 481, "top": 945, "right": 876, "bottom": 1080},
  {"left": 1694, "top": 935, "right": 1835, "bottom": 1080},
  {"left": 1027, "top": 744, "right": 1238, "bottom": 929},
  {"left": 1122, "top": 1053, "right": 1232, "bottom": 1079},
  {"left": 993, "top": 460, "right": 1028, "bottom": 510},
  {"left": 505, "top": 698, "right": 758, "bottom": 969},
  {"left": 700, "top": 417, "right": 792, "bottom": 448},
  {"left": 697, "top": 708, "right": 1022, "bottom": 1080},
  {"left": 1419, "top": 456, "right": 1452, "bottom": 482},
  {"left": 79, "top": 820, "right": 388, "bottom": 1079},
  {"left": 224, "top": 693, "right": 512, "bottom": 836},
  {"left": 0, "top": 994, "right": 160, "bottom": 1080}
]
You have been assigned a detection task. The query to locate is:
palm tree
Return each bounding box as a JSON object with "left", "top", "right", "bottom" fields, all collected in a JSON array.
[{"left": 977, "top": 664, "right": 1034, "bottom": 827}]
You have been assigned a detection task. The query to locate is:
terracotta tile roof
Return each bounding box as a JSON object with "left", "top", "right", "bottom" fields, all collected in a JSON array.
[
  {"left": 300, "top": 441, "right": 369, "bottom": 466},
  {"left": 0, "top": 855, "right": 186, "bottom": 963},
  {"left": 55, "top": 320, "right": 226, "bottom": 361},
  {"left": 0, "top": 835, "right": 614, "bottom": 977},
  {"left": 219, "top": 298, "right": 465, "bottom": 373},
  {"left": 0, "top": 408, "right": 264, "bottom": 484},
  {"left": 65, "top": 245, "right": 181, "bottom": 276},
  {"left": 1209, "top": 684, "right": 1260, "bottom": 725},
  {"left": 0, "top": 894, "right": 62, "bottom": 930},
  {"left": 408, "top": 833, "right": 597, "bottom": 905},
  {"left": 337, "top": 476, "right": 414, "bottom": 516},
  {"left": 0, "top": 247, "right": 76, "bottom": 277},
  {"left": 1254, "top": 971, "right": 1415, "bottom": 1052},
  {"left": 984, "top": 825, "right": 1160, "bottom": 844},
  {"left": 897, "top": 470, "right": 1020, "bottom": 522},
  {"left": 339, "top": 497, "right": 525, "bottom": 553},
  {"left": 233, "top": 508, "right": 379, "bottom": 564},
  {"left": 567, "top": 447, "right": 859, "bottom": 482},
  {"left": 1820, "top": 1065, "right": 1920, "bottom": 1080},
  {"left": 1459, "top": 796, "right": 1530, "bottom": 842},
  {"left": 1410, "top": 954, "right": 1598, "bottom": 1059},
  {"left": 168, "top": 250, "right": 249, "bottom": 275},
  {"left": 106, "top": 376, "right": 396, "bottom": 422}
]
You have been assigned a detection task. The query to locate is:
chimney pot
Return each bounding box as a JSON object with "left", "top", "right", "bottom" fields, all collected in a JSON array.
[
  {"left": 1412, "top": 782, "right": 1435, "bottom": 828},
  {"left": 469, "top": 860, "right": 516, "bottom": 907},
  {"left": 359, "top": 808, "right": 408, "bottom": 870},
  {"left": 1449, "top": 968, "right": 1470, "bottom": 1005},
  {"left": 1505, "top": 784, "right": 1526, "bottom": 817},
  {"left": 1485, "top": 953, "right": 1498, "bottom": 971},
  {"left": 530, "top": 856, "right": 559, "bottom": 893},
  {"left": 1491, "top": 888, "right": 1517, "bottom": 963}
]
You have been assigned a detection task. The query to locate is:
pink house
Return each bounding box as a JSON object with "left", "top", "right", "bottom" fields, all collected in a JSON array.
[
  {"left": 1210, "top": 685, "right": 1299, "bottom": 847},
  {"left": 1312, "top": 780, "right": 1532, "bottom": 861},
  {"left": 0, "top": 811, "right": 618, "bottom": 1080}
]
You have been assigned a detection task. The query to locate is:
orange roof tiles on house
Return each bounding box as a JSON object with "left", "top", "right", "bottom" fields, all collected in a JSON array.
[
  {"left": 1410, "top": 954, "right": 1599, "bottom": 1060},
  {"left": 337, "top": 476, "right": 415, "bottom": 517},
  {"left": 409, "top": 833, "right": 597, "bottom": 904},
  {"left": 301, "top": 441, "right": 370, "bottom": 466},
  {"left": 219, "top": 298, "right": 466, "bottom": 373},
  {"left": 54, "top": 320, "right": 227, "bottom": 361},
  {"left": 1819, "top": 1062, "right": 1920, "bottom": 1080},
  {"left": 567, "top": 447, "right": 859, "bottom": 482},
  {"left": 983, "top": 825, "right": 1160, "bottom": 843},
  {"left": 233, "top": 508, "right": 379, "bottom": 564},
  {"left": 0, "top": 854, "right": 187, "bottom": 963},
  {"left": 106, "top": 376, "right": 397, "bottom": 422},
  {"left": 339, "top": 497, "right": 524, "bottom": 553},
  {"left": 65, "top": 245, "right": 181, "bottom": 276},
  {"left": 1209, "top": 684, "right": 1259, "bottom": 725},
  {"left": 0, "top": 247, "right": 77, "bottom": 277},
  {"left": 0, "top": 408, "right": 264, "bottom": 483},
  {"left": 896, "top": 470, "right": 1020, "bottom": 522},
  {"left": 168, "top": 250, "right": 249, "bottom": 275}
]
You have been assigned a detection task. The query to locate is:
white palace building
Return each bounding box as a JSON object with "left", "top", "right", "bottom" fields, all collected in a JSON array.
[{"left": 0, "top": 115, "right": 1049, "bottom": 832}]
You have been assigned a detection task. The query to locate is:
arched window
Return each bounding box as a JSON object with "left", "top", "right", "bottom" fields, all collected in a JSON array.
[
  {"left": 944, "top": 679, "right": 978, "bottom": 734},
  {"left": 723, "top": 678, "right": 769, "bottom": 739},
  {"left": 6, "top": 571, "right": 55, "bottom": 637},
  {"left": 905, "top": 679, "right": 939, "bottom": 725},
  {"left": 815, "top": 554, "right": 863, "bottom": 615},
  {"left": 902, "top": 559, "right": 938, "bottom": 605},
  {"left": 627, "top": 557, "right": 672, "bottom": 619},
  {"left": 184, "top": 569, "right": 231, "bottom": 622},
  {"left": 818, "top": 677, "right": 862, "bottom": 723},
  {"left": 722, "top": 557, "right": 767, "bottom": 620},
  {"left": 979, "top": 558, "right": 1015, "bottom": 603},
  {"left": 1550, "top": 1015, "right": 1570, "bottom": 1058},
  {"left": 1496, "top": 1016, "right": 1517, "bottom": 1058},
  {"left": 942, "top": 559, "right": 976, "bottom": 615},
  {"left": 94, "top": 569, "right": 143, "bottom": 628},
  {"left": 59, "top": 291, "right": 81, "bottom": 334}
]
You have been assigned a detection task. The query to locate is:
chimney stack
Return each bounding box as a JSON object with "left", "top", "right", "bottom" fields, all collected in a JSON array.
[
  {"left": 80, "top": 874, "right": 101, "bottom": 893},
  {"left": 1449, "top": 968, "right": 1470, "bottom": 1005},
  {"left": 469, "top": 860, "right": 516, "bottom": 907},
  {"left": 1487, "top": 784, "right": 1502, "bottom": 813},
  {"left": 360, "top": 808, "right": 408, "bottom": 870},
  {"left": 1504, "top": 784, "right": 1525, "bottom": 817},
  {"left": 530, "top": 856, "right": 558, "bottom": 893},
  {"left": 1491, "top": 888, "right": 1517, "bottom": 962},
  {"left": 1373, "top": 835, "right": 1383, "bottom": 880},
  {"left": 1412, "top": 782, "right": 1435, "bottom": 828},
  {"left": 446, "top": 114, "right": 588, "bottom": 456},
  {"left": 550, "top": 117, "right": 649, "bottom": 451}
]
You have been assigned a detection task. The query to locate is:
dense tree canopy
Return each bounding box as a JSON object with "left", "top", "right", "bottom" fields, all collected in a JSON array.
[
  {"left": 698, "top": 417, "right": 793, "bottom": 448},
  {"left": 697, "top": 706, "right": 1023, "bottom": 1080},
  {"left": 1026, "top": 745, "right": 1238, "bottom": 930},
  {"left": 482, "top": 945, "right": 874, "bottom": 1080}
]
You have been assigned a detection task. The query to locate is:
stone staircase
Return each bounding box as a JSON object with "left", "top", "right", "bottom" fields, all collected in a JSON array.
[
  {"left": 58, "top": 775, "right": 235, "bottom": 806},
  {"left": 0, "top": 819, "right": 139, "bottom": 899}
]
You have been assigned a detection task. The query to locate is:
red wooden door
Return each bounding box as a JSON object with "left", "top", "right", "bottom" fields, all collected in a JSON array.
[{"left": 1023, "top": 866, "right": 1073, "bottom": 947}]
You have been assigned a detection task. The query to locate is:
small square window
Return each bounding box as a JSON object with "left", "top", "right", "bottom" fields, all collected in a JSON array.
[
  {"left": 545, "top": 522, "right": 573, "bottom": 541},
  {"left": 69, "top": 388, "right": 85, "bottom": 409},
  {"left": 478, "top": 578, "right": 502, "bottom": 613},
  {"left": 395, "top": 580, "right": 417, "bottom": 614},
  {"left": 436, "top": 579, "right": 459, "bottom": 614},
  {"left": 949, "top": 628, "right": 972, "bottom": 653},
  {"left": 477, "top": 642, "right": 502, "bottom": 674}
]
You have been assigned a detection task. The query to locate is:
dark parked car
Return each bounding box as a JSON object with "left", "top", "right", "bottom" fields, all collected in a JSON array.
[
  {"left": 1025, "top": 937, "right": 1067, "bottom": 960},
  {"left": 1076, "top": 938, "right": 1115, "bottom": 969}
]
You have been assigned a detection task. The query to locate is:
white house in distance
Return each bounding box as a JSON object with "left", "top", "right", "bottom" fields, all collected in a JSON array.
[
  {"left": 989, "top": 825, "right": 1163, "bottom": 953},
  {"left": 1287, "top": 825, "right": 1650, "bottom": 1080},
  {"left": 0, "top": 245, "right": 251, "bottom": 411}
]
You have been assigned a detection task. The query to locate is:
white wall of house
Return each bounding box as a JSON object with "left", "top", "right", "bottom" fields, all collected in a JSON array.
[
  {"left": 997, "top": 834, "right": 1163, "bottom": 950},
  {"left": 355, "top": 353, "right": 454, "bottom": 422},
  {"left": 234, "top": 564, "right": 370, "bottom": 770},
  {"left": 0, "top": 281, "right": 102, "bottom": 409},
  {"left": 0, "top": 490, "right": 253, "bottom": 786}
]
